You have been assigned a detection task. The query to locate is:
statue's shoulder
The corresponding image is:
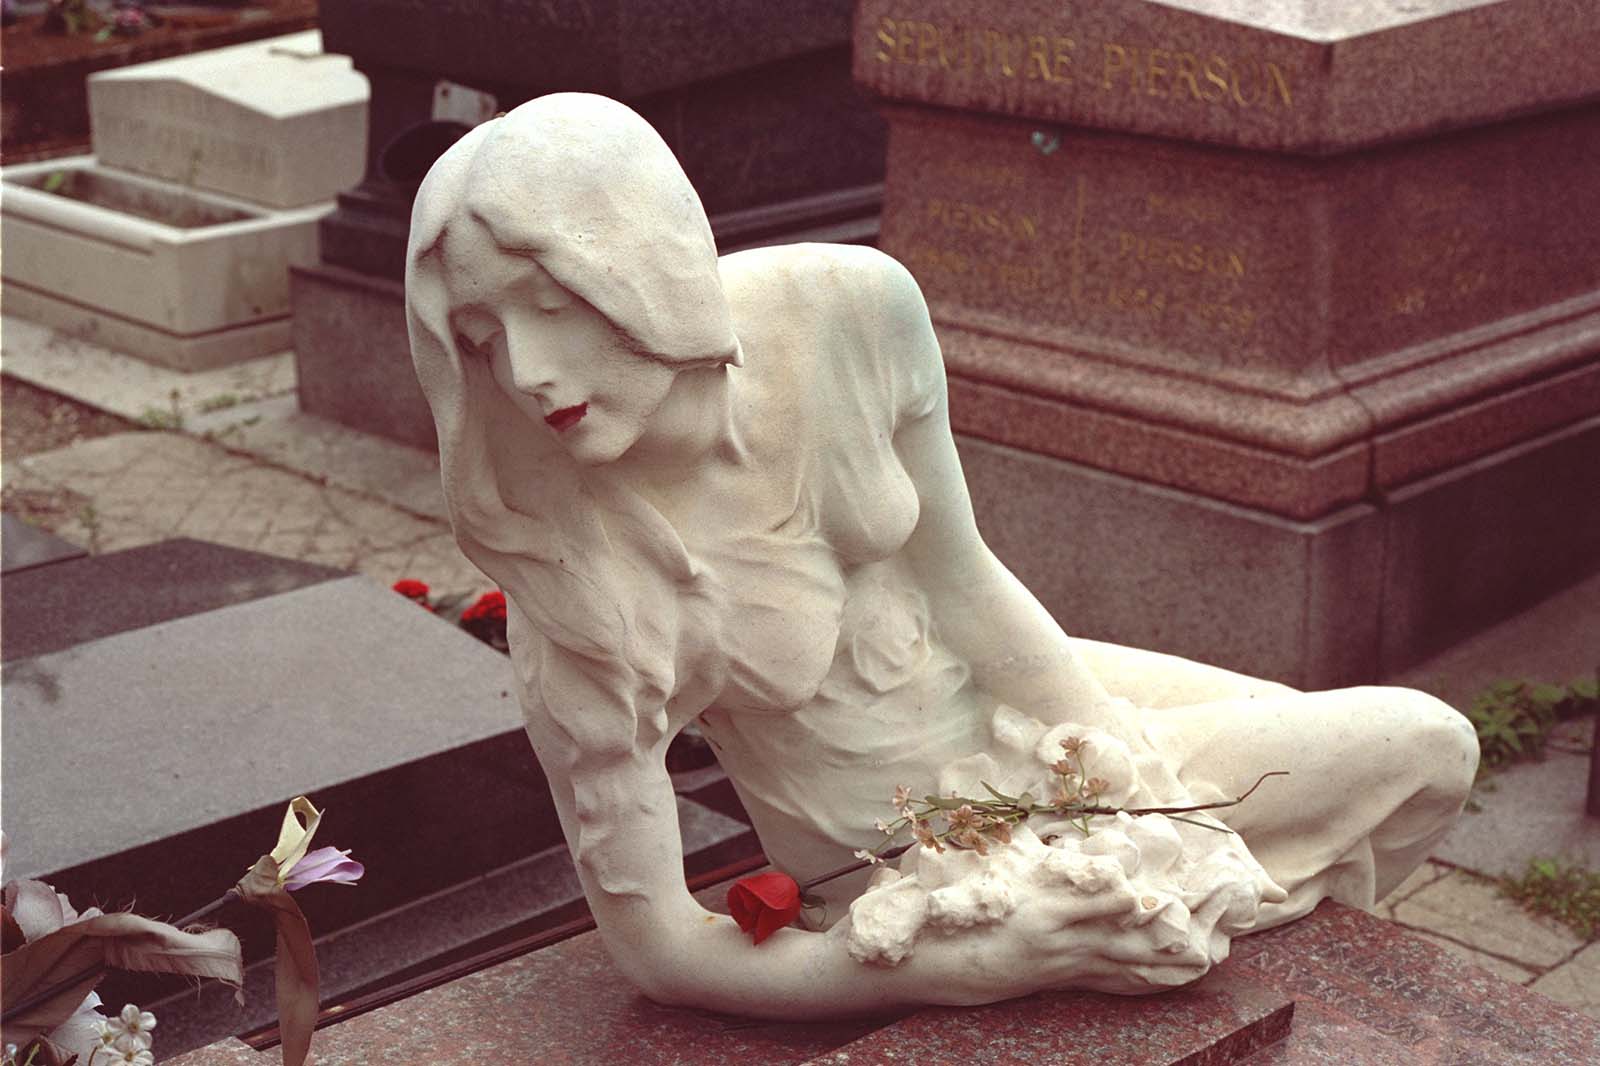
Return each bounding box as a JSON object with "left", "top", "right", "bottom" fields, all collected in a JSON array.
[
  {"left": 719, "top": 243, "right": 925, "bottom": 320},
  {"left": 720, "top": 243, "right": 941, "bottom": 419}
]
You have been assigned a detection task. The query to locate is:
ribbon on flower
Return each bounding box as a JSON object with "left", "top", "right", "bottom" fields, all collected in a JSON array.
[{"left": 235, "top": 797, "right": 325, "bottom": 1066}]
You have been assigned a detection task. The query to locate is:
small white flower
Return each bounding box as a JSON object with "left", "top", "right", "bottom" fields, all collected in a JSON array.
[
  {"left": 873, "top": 818, "right": 894, "bottom": 835},
  {"left": 110, "top": 1004, "right": 156, "bottom": 1049},
  {"left": 853, "top": 848, "right": 884, "bottom": 865},
  {"left": 106, "top": 1048, "right": 155, "bottom": 1066}
]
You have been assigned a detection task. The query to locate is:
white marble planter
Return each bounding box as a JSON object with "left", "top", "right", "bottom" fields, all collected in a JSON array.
[{"left": 1, "top": 157, "right": 330, "bottom": 370}]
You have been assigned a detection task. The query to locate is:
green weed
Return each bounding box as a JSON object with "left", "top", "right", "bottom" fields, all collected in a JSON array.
[
  {"left": 1465, "top": 675, "right": 1598, "bottom": 774},
  {"left": 1499, "top": 857, "right": 1600, "bottom": 940}
]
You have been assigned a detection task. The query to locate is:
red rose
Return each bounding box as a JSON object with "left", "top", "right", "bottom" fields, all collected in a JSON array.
[
  {"left": 727, "top": 871, "right": 802, "bottom": 944},
  {"left": 462, "top": 589, "right": 507, "bottom": 622},
  {"left": 392, "top": 578, "right": 430, "bottom": 603}
]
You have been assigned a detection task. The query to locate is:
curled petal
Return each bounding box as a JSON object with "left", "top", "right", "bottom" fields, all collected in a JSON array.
[{"left": 281, "top": 847, "right": 364, "bottom": 891}]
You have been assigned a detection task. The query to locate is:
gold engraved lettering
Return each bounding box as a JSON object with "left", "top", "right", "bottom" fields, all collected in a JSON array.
[
  {"left": 1117, "top": 230, "right": 1246, "bottom": 278},
  {"left": 989, "top": 29, "right": 1019, "bottom": 77},
  {"left": 1144, "top": 192, "right": 1223, "bottom": 224},
  {"left": 1027, "top": 35, "right": 1053, "bottom": 80},
  {"left": 1145, "top": 47, "right": 1171, "bottom": 98},
  {"left": 874, "top": 16, "right": 895, "bottom": 62},
  {"left": 896, "top": 18, "right": 918, "bottom": 63},
  {"left": 904, "top": 242, "right": 1045, "bottom": 296},
  {"left": 926, "top": 198, "right": 1042, "bottom": 241},
  {"left": 917, "top": 21, "right": 940, "bottom": 66},
  {"left": 1173, "top": 51, "right": 1203, "bottom": 101},
  {"left": 1391, "top": 287, "right": 1427, "bottom": 315},
  {"left": 870, "top": 18, "right": 1292, "bottom": 111},
  {"left": 1053, "top": 37, "right": 1075, "bottom": 81},
  {"left": 1202, "top": 54, "right": 1230, "bottom": 102},
  {"left": 1266, "top": 62, "right": 1293, "bottom": 107},
  {"left": 1102, "top": 42, "right": 1132, "bottom": 90},
  {"left": 1231, "top": 57, "right": 1262, "bottom": 107},
  {"left": 937, "top": 160, "right": 1026, "bottom": 189}
]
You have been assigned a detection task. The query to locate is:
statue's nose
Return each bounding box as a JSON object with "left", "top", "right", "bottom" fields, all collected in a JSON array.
[{"left": 505, "top": 339, "right": 556, "bottom": 399}]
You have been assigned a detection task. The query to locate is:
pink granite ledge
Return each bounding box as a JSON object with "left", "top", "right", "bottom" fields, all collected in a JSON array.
[{"left": 170, "top": 902, "right": 1600, "bottom": 1065}]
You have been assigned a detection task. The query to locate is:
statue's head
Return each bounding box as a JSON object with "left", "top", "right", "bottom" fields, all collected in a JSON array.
[
  {"left": 407, "top": 93, "right": 740, "bottom": 466},
  {"left": 403, "top": 95, "right": 708, "bottom": 756}
]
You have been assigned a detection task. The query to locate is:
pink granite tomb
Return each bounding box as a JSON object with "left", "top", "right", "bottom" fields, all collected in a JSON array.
[{"left": 853, "top": 0, "right": 1600, "bottom": 687}]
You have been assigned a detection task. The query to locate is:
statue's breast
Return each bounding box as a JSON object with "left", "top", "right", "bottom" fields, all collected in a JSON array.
[{"left": 708, "top": 527, "right": 846, "bottom": 715}]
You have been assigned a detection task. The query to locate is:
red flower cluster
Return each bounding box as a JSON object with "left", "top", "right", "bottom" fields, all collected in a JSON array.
[
  {"left": 392, "top": 578, "right": 430, "bottom": 603},
  {"left": 727, "top": 872, "right": 802, "bottom": 944},
  {"left": 461, "top": 589, "right": 507, "bottom": 623}
]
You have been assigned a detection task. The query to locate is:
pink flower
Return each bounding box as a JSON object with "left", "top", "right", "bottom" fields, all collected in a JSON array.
[{"left": 281, "top": 847, "right": 364, "bottom": 891}]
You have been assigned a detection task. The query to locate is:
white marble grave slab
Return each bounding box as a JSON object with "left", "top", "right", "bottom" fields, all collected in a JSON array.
[{"left": 89, "top": 31, "right": 368, "bottom": 208}]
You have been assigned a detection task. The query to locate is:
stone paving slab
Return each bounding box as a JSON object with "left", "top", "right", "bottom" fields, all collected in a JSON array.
[
  {"left": 1391, "top": 869, "right": 1583, "bottom": 969},
  {"left": 1437, "top": 750, "right": 1600, "bottom": 877},
  {"left": 1529, "top": 941, "right": 1600, "bottom": 1020},
  {"left": 1, "top": 315, "right": 297, "bottom": 432},
  {"left": 1370, "top": 859, "right": 1451, "bottom": 921},
  {"left": 218, "top": 410, "right": 447, "bottom": 521},
  {"left": 3, "top": 430, "right": 483, "bottom": 597}
]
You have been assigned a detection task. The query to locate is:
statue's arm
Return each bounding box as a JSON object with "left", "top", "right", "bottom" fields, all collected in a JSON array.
[
  {"left": 517, "top": 622, "right": 1013, "bottom": 1016},
  {"left": 877, "top": 266, "right": 1131, "bottom": 735}
]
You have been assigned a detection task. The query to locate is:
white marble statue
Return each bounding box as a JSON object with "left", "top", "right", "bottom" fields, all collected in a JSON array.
[{"left": 405, "top": 93, "right": 1478, "bottom": 1018}]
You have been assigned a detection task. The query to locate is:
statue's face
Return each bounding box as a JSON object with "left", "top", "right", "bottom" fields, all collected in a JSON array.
[{"left": 446, "top": 222, "right": 676, "bottom": 466}]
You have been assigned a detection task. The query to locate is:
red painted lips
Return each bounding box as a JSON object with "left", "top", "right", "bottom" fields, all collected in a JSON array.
[{"left": 545, "top": 403, "right": 587, "bottom": 432}]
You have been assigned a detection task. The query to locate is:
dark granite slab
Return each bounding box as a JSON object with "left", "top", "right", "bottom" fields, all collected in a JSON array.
[
  {"left": 320, "top": 0, "right": 855, "bottom": 101},
  {"left": 4, "top": 567, "right": 759, "bottom": 1057},
  {"left": 0, "top": 536, "right": 346, "bottom": 662},
  {"left": 0, "top": 512, "right": 87, "bottom": 575}
]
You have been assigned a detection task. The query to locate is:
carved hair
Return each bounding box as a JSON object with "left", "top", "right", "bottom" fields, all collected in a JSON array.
[{"left": 405, "top": 94, "right": 736, "bottom": 767}]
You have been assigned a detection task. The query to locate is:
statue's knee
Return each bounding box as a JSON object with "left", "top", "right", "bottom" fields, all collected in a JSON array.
[{"left": 1376, "top": 687, "right": 1479, "bottom": 797}]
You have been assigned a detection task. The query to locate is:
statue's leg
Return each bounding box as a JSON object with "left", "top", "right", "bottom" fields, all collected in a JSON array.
[{"left": 1141, "top": 686, "right": 1478, "bottom": 930}]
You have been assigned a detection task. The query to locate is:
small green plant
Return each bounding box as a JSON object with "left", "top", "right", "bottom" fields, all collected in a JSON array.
[
  {"left": 137, "top": 388, "right": 185, "bottom": 431},
  {"left": 1499, "top": 857, "right": 1600, "bottom": 940},
  {"left": 1464, "top": 674, "right": 1598, "bottom": 774},
  {"left": 76, "top": 502, "right": 101, "bottom": 552},
  {"left": 42, "top": 0, "right": 98, "bottom": 35},
  {"left": 137, "top": 407, "right": 183, "bottom": 430}
]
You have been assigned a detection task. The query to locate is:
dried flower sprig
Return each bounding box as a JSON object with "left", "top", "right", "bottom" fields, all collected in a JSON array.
[{"left": 808, "top": 743, "right": 1288, "bottom": 888}]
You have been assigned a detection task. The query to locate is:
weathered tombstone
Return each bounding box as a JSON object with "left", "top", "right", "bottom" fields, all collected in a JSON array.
[
  {"left": 853, "top": 0, "right": 1600, "bottom": 687},
  {"left": 88, "top": 30, "right": 366, "bottom": 209},
  {"left": 0, "top": 32, "right": 368, "bottom": 370},
  {"left": 292, "top": 0, "right": 888, "bottom": 450}
]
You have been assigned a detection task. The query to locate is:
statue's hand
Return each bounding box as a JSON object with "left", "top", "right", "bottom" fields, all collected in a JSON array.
[{"left": 841, "top": 816, "right": 1275, "bottom": 1000}]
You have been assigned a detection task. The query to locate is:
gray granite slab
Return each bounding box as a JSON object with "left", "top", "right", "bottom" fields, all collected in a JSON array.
[
  {"left": 1, "top": 575, "right": 522, "bottom": 881},
  {"left": 1, "top": 537, "right": 346, "bottom": 663},
  {"left": 0, "top": 512, "right": 87, "bottom": 575}
]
